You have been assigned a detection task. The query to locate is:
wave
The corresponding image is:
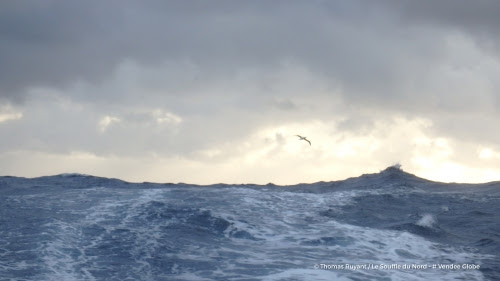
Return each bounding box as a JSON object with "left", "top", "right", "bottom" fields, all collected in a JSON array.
[{"left": 0, "top": 167, "right": 499, "bottom": 280}]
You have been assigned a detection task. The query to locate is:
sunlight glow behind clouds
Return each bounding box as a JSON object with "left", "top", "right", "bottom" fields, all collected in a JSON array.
[
  {"left": 152, "top": 110, "right": 182, "bottom": 125},
  {"left": 3, "top": 115, "right": 500, "bottom": 184},
  {"left": 98, "top": 116, "right": 121, "bottom": 133},
  {"left": 0, "top": 105, "right": 23, "bottom": 123},
  {"left": 0, "top": 112, "right": 22, "bottom": 123},
  {"left": 479, "top": 148, "right": 499, "bottom": 160}
]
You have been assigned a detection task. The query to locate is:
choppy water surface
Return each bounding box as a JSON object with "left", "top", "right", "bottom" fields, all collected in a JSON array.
[{"left": 1, "top": 167, "right": 499, "bottom": 280}]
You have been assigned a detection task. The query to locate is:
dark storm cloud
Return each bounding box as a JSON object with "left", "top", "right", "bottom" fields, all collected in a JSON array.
[
  {"left": 1, "top": 0, "right": 499, "bottom": 112},
  {"left": 0, "top": 2, "right": 433, "bottom": 96},
  {"left": 385, "top": 0, "right": 500, "bottom": 36},
  {"left": 386, "top": 1, "right": 500, "bottom": 108}
]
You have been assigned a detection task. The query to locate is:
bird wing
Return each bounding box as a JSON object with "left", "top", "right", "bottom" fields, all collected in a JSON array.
[{"left": 306, "top": 139, "right": 311, "bottom": 145}]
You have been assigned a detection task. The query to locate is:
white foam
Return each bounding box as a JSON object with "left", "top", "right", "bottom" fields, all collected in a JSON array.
[
  {"left": 391, "top": 163, "right": 402, "bottom": 170},
  {"left": 31, "top": 183, "right": 489, "bottom": 281},
  {"left": 37, "top": 187, "right": 174, "bottom": 281},
  {"left": 201, "top": 188, "right": 488, "bottom": 281},
  {"left": 416, "top": 214, "right": 436, "bottom": 228}
]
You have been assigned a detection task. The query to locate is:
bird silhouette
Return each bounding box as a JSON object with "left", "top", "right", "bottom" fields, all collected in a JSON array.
[{"left": 296, "top": 135, "right": 311, "bottom": 146}]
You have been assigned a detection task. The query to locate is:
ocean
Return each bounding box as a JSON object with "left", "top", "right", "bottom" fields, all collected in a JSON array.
[{"left": 1, "top": 166, "right": 499, "bottom": 281}]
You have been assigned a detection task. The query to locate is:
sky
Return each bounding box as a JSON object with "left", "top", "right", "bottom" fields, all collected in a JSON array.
[{"left": 1, "top": 0, "right": 500, "bottom": 184}]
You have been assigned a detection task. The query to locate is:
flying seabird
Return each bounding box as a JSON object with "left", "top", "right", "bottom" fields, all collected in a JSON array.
[{"left": 296, "top": 135, "right": 311, "bottom": 146}]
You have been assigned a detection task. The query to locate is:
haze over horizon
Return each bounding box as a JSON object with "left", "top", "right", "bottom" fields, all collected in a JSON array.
[{"left": 1, "top": 0, "right": 500, "bottom": 184}]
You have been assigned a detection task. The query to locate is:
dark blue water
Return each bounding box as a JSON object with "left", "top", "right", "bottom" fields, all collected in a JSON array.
[{"left": 1, "top": 167, "right": 499, "bottom": 280}]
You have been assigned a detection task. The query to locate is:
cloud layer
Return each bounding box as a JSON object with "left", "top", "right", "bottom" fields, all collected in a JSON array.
[{"left": 1, "top": 1, "right": 500, "bottom": 183}]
